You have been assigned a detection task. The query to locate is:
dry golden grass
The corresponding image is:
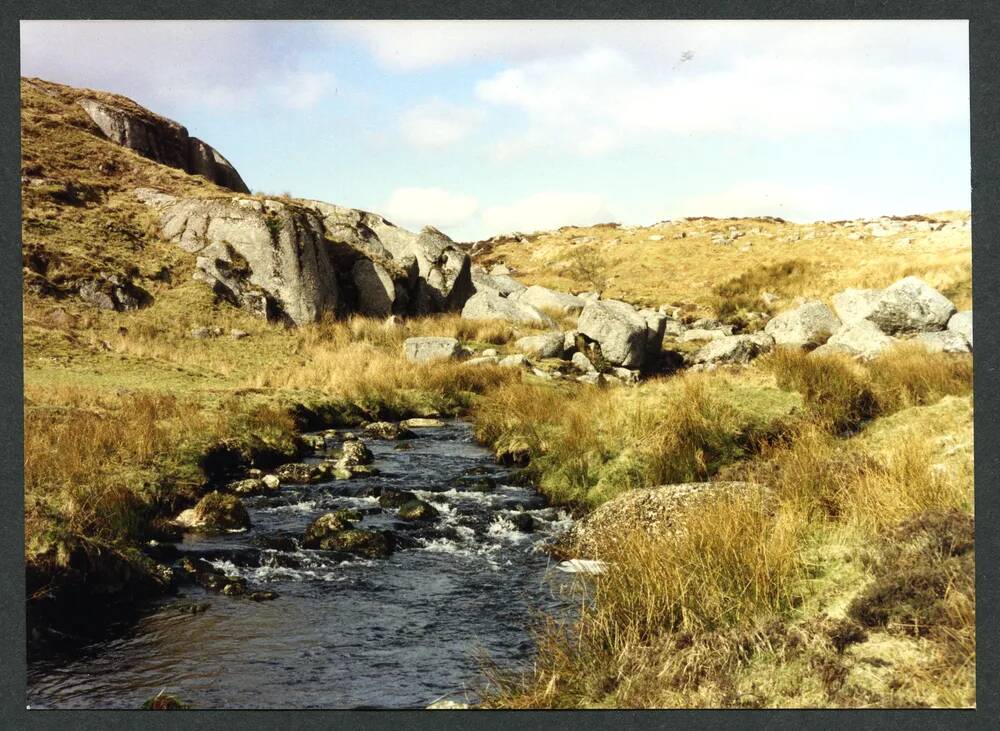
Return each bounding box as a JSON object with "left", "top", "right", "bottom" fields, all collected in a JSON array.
[{"left": 477, "top": 215, "right": 971, "bottom": 314}]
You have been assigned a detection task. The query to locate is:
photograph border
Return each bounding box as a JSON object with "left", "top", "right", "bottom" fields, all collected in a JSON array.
[{"left": 2, "top": 1, "right": 996, "bottom": 728}]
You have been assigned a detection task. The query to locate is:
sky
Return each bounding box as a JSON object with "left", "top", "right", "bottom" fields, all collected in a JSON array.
[{"left": 20, "top": 20, "right": 970, "bottom": 241}]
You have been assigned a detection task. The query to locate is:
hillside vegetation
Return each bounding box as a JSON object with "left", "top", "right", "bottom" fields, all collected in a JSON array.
[{"left": 21, "top": 78, "right": 973, "bottom": 708}]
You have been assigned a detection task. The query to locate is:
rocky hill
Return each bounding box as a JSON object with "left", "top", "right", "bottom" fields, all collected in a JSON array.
[{"left": 21, "top": 77, "right": 474, "bottom": 327}]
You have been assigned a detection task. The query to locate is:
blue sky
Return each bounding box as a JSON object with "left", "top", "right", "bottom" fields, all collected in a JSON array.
[{"left": 21, "top": 20, "right": 969, "bottom": 241}]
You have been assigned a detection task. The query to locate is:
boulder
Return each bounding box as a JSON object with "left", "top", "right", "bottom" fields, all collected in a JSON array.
[
  {"left": 947, "top": 311, "right": 972, "bottom": 348},
  {"left": 312, "top": 528, "right": 394, "bottom": 558},
  {"left": 576, "top": 299, "right": 648, "bottom": 368},
  {"left": 499, "top": 353, "right": 529, "bottom": 369},
  {"left": 397, "top": 498, "right": 440, "bottom": 521},
  {"left": 177, "top": 491, "right": 251, "bottom": 531},
  {"left": 275, "top": 462, "right": 325, "bottom": 485},
  {"left": 679, "top": 328, "right": 729, "bottom": 343},
  {"left": 78, "top": 97, "right": 249, "bottom": 193},
  {"left": 811, "top": 320, "right": 895, "bottom": 360},
  {"left": 302, "top": 510, "right": 363, "bottom": 548},
  {"left": 639, "top": 309, "right": 667, "bottom": 355},
  {"left": 363, "top": 422, "right": 417, "bottom": 440},
  {"left": 261, "top": 474, "right": 281, "bottom": 490},
  {"left": 156, "top": 196, "right": 339, "bottom": 325},
  {"left": 471, "top": 268, "right": 526, "bottom": 297},
  {"left": 352, "top": 259, "right": 397, "bottom": 317},
  {"left": 461, "top": 291, "right": 556, "bottom": 327},
  {"left": 77, "top": 272, "right": 150, "bottom": 312},
  {"left": 764, "top": 300, "right": 841, "bottom": 348},
  {"left": 691, "top": 333, "right": 775, "bottom": 365},
  {"left": 571, "top": 351, "right": 597, "bottom": 373},
  {"left": 515, "top": 332, "right": 565, "bottom": 359},
  {"left": 378, "top": 489, "right": 419, "bottom": 508},
  {"left": 463, "top": 355, "right": 500, "bottom": 367},
  {"left": 401, "top": 418, "right": 446, "bottom": 429},
  {"left": 610, "top": 367, "right": 640, "bottom": 384},
  {"left": 380, "top": 226, "right": 474, "bottom": 313},
  {"left": 562, "top": 330, "right": 579, "bottom": 356},
  {"left": 227, "top": 478, "right": 279, "bottom": 496},
  {"left": 832, "top": 288, "right": 882, "bottom": 325},
  {"left": 912, "top": 330, "right": 970, "bottom": 353},
  {"left": 338, "top": 439, "right": 374, "bottom": 467},
  {"left": 516, "top": 285, "right": 585, "bottom": 315},
  {"left": 865, "top": 276, "right": 956, "bottom": 334},
  {"left": 403, "top": 337, "right": 461, "bottom": 363}
]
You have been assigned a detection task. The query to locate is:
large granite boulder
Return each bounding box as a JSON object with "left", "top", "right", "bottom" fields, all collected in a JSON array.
[
  {"left": 461, "top": 291, "right": 556, "bottom": 327},
  {"left": 78, "top": 97, "right": 249, "bottom": 193},
  {"left": 379, "top": 226, "right": 474, "bottom": 313},
  {"left": 403, "top": 337, "right": 461, "bottom": 363},
  {"left": 947, "top": 311, "right": 972, "bottom": 348},
  {"left": 912, "top": 330, "right": 970, "bottom": 353},
  {"left": 691, "top": 333, "right": 774, "bottom": 365},
  {"left": 576, "top": 299, "right": 651, "bottom": 368},
  {"left": 516, "top": 285, "right": 585, "bottom": 315},
  {"left": 764, "top": 300, "right": 841, "bottom": 348},
  {"left": 810, "top": 320, "right": 895, "bottom": 360},
  {"left": 864, "top": 276, "right": 956, "bottom": 334},
  {"left": 515, "top": 332, "right": 565, "bottom": 359},
  {"left": 154, "top": 196, "right": 339, "bottom": 325},
  {"left": 832, "top": 288, "right": 882, "bottom": 325},
  {"left": 351, "top": 259, "right": 397, "bottom": 317},
  {"left": 471, "top": 268, "right": 526, "bottom": 297}
]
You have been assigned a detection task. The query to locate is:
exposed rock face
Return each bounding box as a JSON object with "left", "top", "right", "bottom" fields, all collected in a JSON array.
[
  {"left": 155, "top": 196, "right": 339, "bottom": 325},
  {"left": 140, "top": 190, "right": 476, "bottom": 324},
  {"left": 947, "top": 311, "right": 973, "bottom": 348},
  {"left": 516, "top": 285, "right": 585, "bottom": 315},
  {"left": 692, "top": 333, "right": 774, "bottom": 365},
  {"left": 77, "top": 272, "right": 150, "bottom": 312},
  {"left": 864, "top": 276, "right": 956, "bottom": 334},
  {"left": 461, "top": 291, "right": 556, "bottom": 327},
  {"left": 832, "top": 288, "right": 882, "bottom": 325},
  {"left": 403, "top": 337, "right": 461, "bottom": 363},
  {"left": 78, "top": 98, "right": 249, "bottom": 193},
  {"left": 471, "top": 268, "right": 526, "bottom": 297},
  {"left": 515, "top": 332, "right": 564, "bottom": 359},
  {"left": 811, "top": 320, "right": 895, "bottom": 360},
  {"left": 765, "top": 300, "right": 841, "bottom": 349},
  {"left": 912, "top": 330, "right": 970, "bottom": 353},
  {"left": 577, "top": 299, "right": 651, "bottom": 368}
]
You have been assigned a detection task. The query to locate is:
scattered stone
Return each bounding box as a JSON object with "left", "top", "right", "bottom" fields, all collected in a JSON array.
[
  {"left": 764, "top": 300, "right": 841, "bottom": 348},
  {"left": 402, "top": 418, "right": 446, "bottom": 429},
  {"left": 398, "top": 498, "right": 440, "bottom": 521},
  {"left": 517, "top": 284, "right": 585, "bottom": 315},
  {"left": 515, "top": 332, "right": 564, "bottom": 359},
  {"left": 680, "top": 328, "right": 729, "bottom": 343},
  {"left": 832, "top": 288, "right": 882, "bottom": 325},
  {"left": 610, "top": 367, "right": 640, "bottom": 384},
  {"left": 461, "top": 291, "right": 556, "bottom": 327},
  {"left": 498, "top": 354, "right": 529, "bottom": 369},
  {"left": 464, "top": 356, "right": 500, "bottom": 366},
  {"left": 691, "top": 333, "right": 775, "bottom": 365},
  {"left": 275, "top": 462, "right": 325, "bottom": 484},
  {"left": 261, "top": 474, "right": 281, "bottom": 490},
  {"left": 338, "top": 440, "right": 374, "bottom": 467},
  {"left": 811, "top": 320, "right": 895, "bottom": 360},
  {"left": 403, "top": 336, "right": 461, "bottom": 363},
  {"left": 227, "top": 477, "right": 279, "bottom": 496},
  {"left": 363, "top": 421, "right": 417, "bottom": 440},
  {"left": 571, "top": 351, "right": 597, "bottom": 373},
  {"left": 912, "top": 330, "right": 970, "bottom": 353},
  {"left": 302, "top": 510, "right": 363, "bottom": 548},
  {"left": 947, "top": 311, "right": 972, "bottom": 348},
  {"left": 864, "top": 277, "right": 956, "bottom": 334},
  {"left": 230, "top": 329, "right": 250, "bottom": 339},
  {"left": 176, "top": 491, "right": 251, "bottom": 531}
]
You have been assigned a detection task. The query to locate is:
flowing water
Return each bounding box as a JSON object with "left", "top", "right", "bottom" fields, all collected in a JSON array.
[{"left": 27, "top": 421, "right": 576, "bottom": 709}]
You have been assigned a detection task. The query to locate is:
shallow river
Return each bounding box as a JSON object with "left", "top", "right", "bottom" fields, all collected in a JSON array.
[{"left": 27, "top": 421, "right": 575, "bottom": 709}]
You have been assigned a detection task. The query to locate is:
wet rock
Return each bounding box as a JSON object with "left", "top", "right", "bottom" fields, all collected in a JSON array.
[
  {"left": 313, "top": 529, "right": 395, "bottom": 558},
  {"left": 402, "top": 417, "right": 446, "bottom": 429},
  {"left": 378, "top": 489, "right": 419, "bottom": 508},
  {"left": 175, "top": 491, "right": 251, "bottom": 531},
  {"left": 227, "top": 477, "right": 279, "bottom": 496},
  {"left": 363, "top": 421, "right": 418, "bottom": 440},
  {"left": 253, "top": 534, "right": 299, "bottom": 552},
  {"left": 302, "top": 510, "right": 363, "bottom": 548},
  {"left": 262, "top": 474, "right": 281, "bottom": 490},
  {"left": 509, "top": 512, "right": 536, "bottom": 533},
  {"left": 338, "top": 439, "right": 374, "bottom": 467},
  {"left": 275, "top": 462, "right": 325, "bottom": 484},
  {"left": 248, "top": 590, "right": 279, "bottom": 602},
  {"left": 398, "top": 498, "right": 440, "bottom": 521}
]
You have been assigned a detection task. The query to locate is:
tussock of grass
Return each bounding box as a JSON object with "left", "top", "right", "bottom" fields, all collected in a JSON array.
[{"left": 473, "top": 372, "right": 801, "bottom": 508}]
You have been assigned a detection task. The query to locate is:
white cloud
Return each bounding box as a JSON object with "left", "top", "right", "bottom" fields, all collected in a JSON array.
[
  {"left": 473, "top": 23, "right": 968, "bottom": 158},
  {"left": 399, "top": 99, "right": 483, "bottom": 149},
  {"left": 481, "top": 192, "right": 613, "bottom": 234},
  {"left": 382, "top": 187, "right": 479, "bottom": 230},
  {"left": 20, "top": 21, "right": 337, "bottom": 112}
]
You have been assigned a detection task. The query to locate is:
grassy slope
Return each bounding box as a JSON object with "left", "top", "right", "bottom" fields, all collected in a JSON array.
[
  {"left": 22, "top": 78, "right": 974, "bottom": 707},
  {"left": 474, "top": 215, "right": 971, "bottom": 315}
]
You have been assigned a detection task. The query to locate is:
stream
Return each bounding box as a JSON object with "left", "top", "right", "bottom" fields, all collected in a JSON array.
[{"left": 26, "top": 420, "right": 576, "bottom": 709}]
